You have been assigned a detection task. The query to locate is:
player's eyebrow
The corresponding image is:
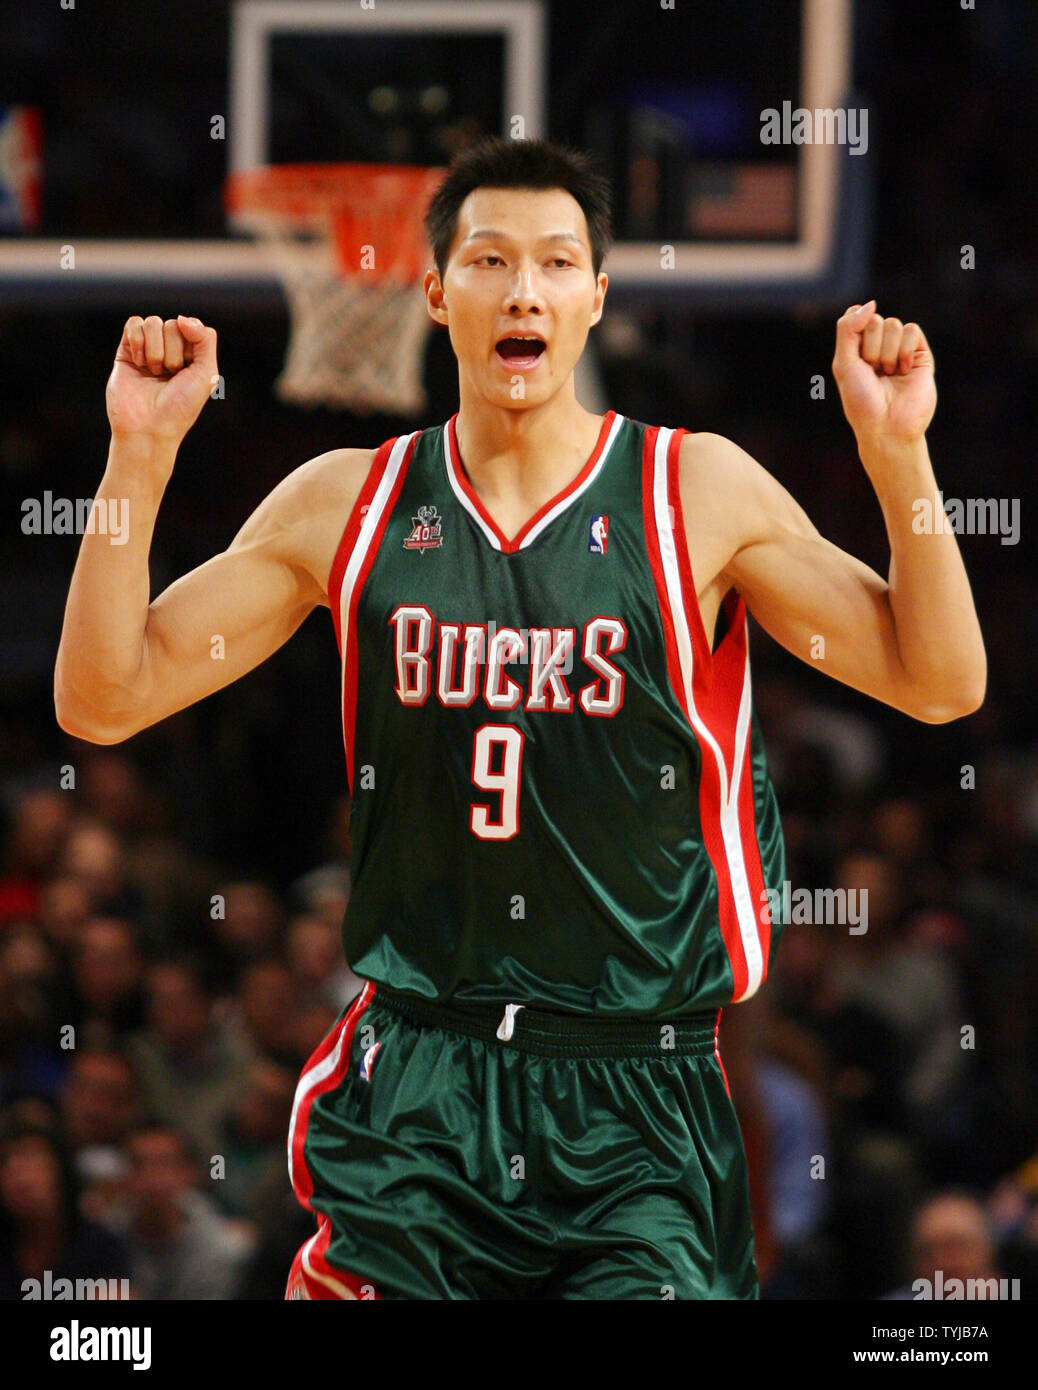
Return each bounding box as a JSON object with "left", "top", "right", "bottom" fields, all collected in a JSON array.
[{"left": 463, "top": 229, "right": 586, "bottom": 249}]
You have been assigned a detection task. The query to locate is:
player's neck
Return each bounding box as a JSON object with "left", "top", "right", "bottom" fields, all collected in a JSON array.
[{"left": 453, "top": 387, "right": 606, "bottom": 504}]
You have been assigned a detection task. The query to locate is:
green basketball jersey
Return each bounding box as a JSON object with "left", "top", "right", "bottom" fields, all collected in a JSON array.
[{"left": 327, "top": 410, "right": 785, "bottom": 1017}]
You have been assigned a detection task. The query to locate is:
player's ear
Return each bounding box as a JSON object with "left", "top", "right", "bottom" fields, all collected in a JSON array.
[
  {"left": 589, "top": 272, "right": 608, "bottom": 327},
  {"left": 425, "top": 270, "right": 449, "bottom": 326}
]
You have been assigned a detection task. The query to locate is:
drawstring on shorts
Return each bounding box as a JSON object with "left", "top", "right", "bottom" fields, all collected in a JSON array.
[{"left": 496, "top": 1002, "right": 526, "bottom": 1042}]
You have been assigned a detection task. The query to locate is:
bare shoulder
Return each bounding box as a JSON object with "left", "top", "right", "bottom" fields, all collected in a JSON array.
[
  {"left": 294, "top": 447, "right": 379, "bottom": 605},
  {"left": 678, "top": 428, "right": 822, "bottom": 603},
  {"left": 678, "top": 430, "right": 763, "bottom": 496},
  {"left": 286, "top": 445, "right": 378, "bottom": 517},
  {"left": 676, "top": 432, "right": 764, "bottom": 595},
  {"left": 239, "top": 446, "right": 378, "bottom": 608}
]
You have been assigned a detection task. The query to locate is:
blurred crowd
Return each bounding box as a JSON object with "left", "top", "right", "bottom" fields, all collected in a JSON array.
[
  {"left": 716, "top": 700, "right": 1038, "bottom": 1299},
  {"left": 1, "top": 687, "right": 1036, "bottom": 1300},
  {"left": 0, "top": 761, "right": 362, "bottom": 1299}
]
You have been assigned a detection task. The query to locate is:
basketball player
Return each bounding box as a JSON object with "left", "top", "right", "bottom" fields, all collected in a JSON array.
[{"left": 54, "top": 137, "right": 985, "bottom": 1299}]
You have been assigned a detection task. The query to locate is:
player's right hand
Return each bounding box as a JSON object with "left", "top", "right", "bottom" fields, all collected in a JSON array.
[{"left": 106, "top": 315, "right": 219, "bottom": 446}]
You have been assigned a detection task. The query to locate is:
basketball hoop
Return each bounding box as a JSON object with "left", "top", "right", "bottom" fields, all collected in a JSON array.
[{"left": 225, "top": 163, "right": 445, "bottom": 415}]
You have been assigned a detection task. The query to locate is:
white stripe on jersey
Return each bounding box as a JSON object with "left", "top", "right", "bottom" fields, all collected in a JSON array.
[{"left": 650, "top": 427, "right": 764, "bottom": 1000}]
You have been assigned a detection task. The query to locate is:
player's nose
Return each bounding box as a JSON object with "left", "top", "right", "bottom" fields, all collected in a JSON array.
[{"left": 502, "top": 263, "right": 547, "bottom": 315}]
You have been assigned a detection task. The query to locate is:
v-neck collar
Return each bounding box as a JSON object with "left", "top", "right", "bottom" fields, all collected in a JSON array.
[{"left": 442, "top": 410, "right": 623, "bottom": 553}]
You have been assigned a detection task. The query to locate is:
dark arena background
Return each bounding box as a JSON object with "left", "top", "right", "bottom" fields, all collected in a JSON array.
[{"left": 0, "top": 0, "right": 1035, "bottom": 1345}]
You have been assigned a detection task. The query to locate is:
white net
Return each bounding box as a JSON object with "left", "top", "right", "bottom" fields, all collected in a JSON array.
[
  {"left": 274, "top": 257, "right": 432, "bottom": 415},
  {"left": 228, "top": 165, "right": 442, "bottom": 415}
]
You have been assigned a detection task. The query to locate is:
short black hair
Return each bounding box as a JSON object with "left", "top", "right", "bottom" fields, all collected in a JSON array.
[
  {"left": 127, "top": 1121, "right": 201, "bottom": 1171},
  {"left": 0, "top": 1120, "right": 81, "bottom": 1236},
  {"left": 424, "top": 136, "right": 613, "bottom": 279}
]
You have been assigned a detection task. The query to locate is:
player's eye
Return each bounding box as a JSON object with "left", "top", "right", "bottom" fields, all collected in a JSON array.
[
  {"left": 550, "top": 258, "right": 573, "bottom": 268},
  {"left": 477, "top": 254, "right": 504, "bottom": 266}
]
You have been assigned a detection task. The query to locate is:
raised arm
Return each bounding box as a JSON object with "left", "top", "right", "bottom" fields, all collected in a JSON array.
[
  {"left": 680, "top": 302, "right": 986, "bottom": 723},
  {"left": 54, "top": 314, "right": 370, "bottom": 744}
]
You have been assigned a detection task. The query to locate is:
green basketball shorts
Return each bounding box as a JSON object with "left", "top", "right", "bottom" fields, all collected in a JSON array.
[{"left": 285, "top": 980, "right": 758, "bottom": 1300}]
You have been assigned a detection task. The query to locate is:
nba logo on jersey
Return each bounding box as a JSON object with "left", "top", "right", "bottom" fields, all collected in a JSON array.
[
  {"left": 403, "top": 504, "right": 443, "bottom": 552},
  {"left": 589, "top": 515, "right": 609, "bottom": 554},
  {"left": 359, "top": 1040, "right": 382, "bottom": 1081}
]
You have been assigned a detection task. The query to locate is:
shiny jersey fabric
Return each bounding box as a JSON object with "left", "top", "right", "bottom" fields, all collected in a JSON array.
[{"left": 327, "top": 410, "right": 786, "bottom": 1016}]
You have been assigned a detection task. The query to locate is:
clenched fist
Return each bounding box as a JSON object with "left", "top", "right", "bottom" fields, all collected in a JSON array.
[
  {"left": 106, "top": 314, "right": 219, "bottom": 446},
  {"left": 832, "top": 299, "right": 937, "bottom": 446}
]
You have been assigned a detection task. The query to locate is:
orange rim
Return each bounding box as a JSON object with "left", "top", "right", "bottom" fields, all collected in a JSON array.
[{"left": 225, "top": 162, "right": 444, "bottom": 281}]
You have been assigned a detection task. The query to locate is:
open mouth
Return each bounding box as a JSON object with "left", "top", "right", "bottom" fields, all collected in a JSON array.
[{"left": 494, "top": 336, "right": 547, "bottom": 369}]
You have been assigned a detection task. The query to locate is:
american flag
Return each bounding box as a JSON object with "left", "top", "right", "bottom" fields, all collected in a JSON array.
[{"left": 688, "top": 162, "right": 796, "bottom": 239}]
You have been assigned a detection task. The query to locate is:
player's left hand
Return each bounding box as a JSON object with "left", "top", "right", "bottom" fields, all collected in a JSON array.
[{"left": 832, "top": 300, "right": 936, "bottom": 446}]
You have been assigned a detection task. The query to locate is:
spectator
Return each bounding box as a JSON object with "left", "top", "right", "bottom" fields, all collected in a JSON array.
[
  {"left": 76, "top": 750, "right": 151, "bottom": 841},
  {"left": 235, "top": 960, "right": 299, "bottom": 1064},
  {"left": 0, "top": 790, "right": 72, "bottom": 924},
  {"left": 883, "top": 1190, "right": 1008, "bottom": 1300},
  {"left": 0, "top": 940, "right": 66, "bottom": 1104},
  {"left": 210, "top": 1058, "right": 296, "bottom": 1223},
  {"left": 291, "top": 997, "right": 341, "bottom": 1070},
  {"left": 291, "top": 863, "right": 351, "bottom": 933},
  {"left": 123, "top": 1125, "right": 252, "bottom": 1300},
  {"left": 988, "top": 1157, "right": 1038, "bottom": 1291},
  {"left": 209, "top": 881, "right": 283, "bottom": 991},
  {"left": 59, "top": 1048, "right": 138, "bottom": 1151},
  {"left": 0, "top": 1119, "right": 131, "bottom": 1299},
  {"left": 76, "top": 1144, "right": 131, "bottom": 1236},
  {"left": 756, "top": 1052, "right": 832, "bottom": 1299},
  {"left": 285, "top": 913, "right": 357, "bottom": 1011},
  {"left": 60, "top": 821, "right": 134, "bottom": 918},
  {"left": 126, "top": 957, "right": 252, "bottom": 1162},
  {"left": 68, "top": 916, "right": 146, "bottom": 1041},
  {"left": 815, "top": 852, "right": 968, "bottom": 1137},
  {"left": 34, "top": 875, "right": 91, "bottom": 953}
]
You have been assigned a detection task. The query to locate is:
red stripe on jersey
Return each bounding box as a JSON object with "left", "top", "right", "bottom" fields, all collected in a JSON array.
[
  {"left": 328, "top": 439, "right": 397, "bottom": 655},
  {"left": 309, "top": 1213, "right": 382, "bottom": 1299},
  {"left": 667, "top": 429, "right": 744, "bottom": 785},
  {"left": 640, "top": 426, "right": 686, "bottom": 710},
  {"left": 733, "top": 716, "right": 773, "bottom": 981},
  {"left": 708, "top": 595, "right": 772, "bottom": 985},
  {"left": 669, "top": 428, "right": 769, "bottom": 997},
  {"left": 714, "top": 1010, "right": 732, "bottom": 1099},
  {"left": 340, "top": 438, "right": 416, "bottom": 793},
  {"left": 445, "top": 410, "right": 616, "bottom": 553},
  {"left": 667, "top": 433, "right": 772, "bottom": 990},
  {"left": 642, "top": 426, "right": 749, "bottom": 1001},
  {"left": 664, "top": 428, "right": 715, "bottom": 685},
  {"left": 288, "top": 981, "right": 375, "bottom": 1209},
  {"left": 285, "top": 1214, "right": 382, "bottom": 1300}
]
